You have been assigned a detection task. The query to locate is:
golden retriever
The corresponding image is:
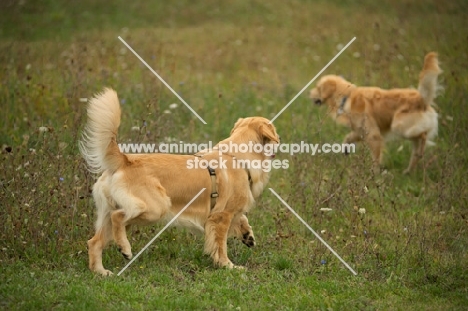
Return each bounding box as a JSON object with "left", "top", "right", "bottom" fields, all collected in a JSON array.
[
  {"left": 80, "top": 89, "right": 280, "bottom": 275},
  {"left": 309, "top": 52, "right": 442, "bottom": 174}
]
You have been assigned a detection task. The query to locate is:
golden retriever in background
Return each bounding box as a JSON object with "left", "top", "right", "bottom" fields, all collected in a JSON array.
[
  {"left": 80, "top": 89, "right": 280, "bottom": 275},
  {"left": 309, "top": 52, "right": 442, "bottom": 174}
]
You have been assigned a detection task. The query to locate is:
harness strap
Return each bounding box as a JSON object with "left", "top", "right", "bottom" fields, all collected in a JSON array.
[
  {"left": 195, "top": 152, "right": 252, "bottom": 210},
  {"left": 337, "top": 96, "right": 347, "bottom": 115},
  {"left": 207, "top": 166, "right": 218, "bottom": 209}
]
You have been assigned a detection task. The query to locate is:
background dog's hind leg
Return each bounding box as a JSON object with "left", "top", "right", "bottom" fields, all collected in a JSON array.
[
  {"left": 204, "top": 211, "right": 236, "bottom": 268},
  {"left": 404, "top": 133, "right": 427, "bottom": 174}
]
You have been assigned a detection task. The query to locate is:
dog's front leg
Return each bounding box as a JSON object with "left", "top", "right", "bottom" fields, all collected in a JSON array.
[
  {"left": 343, "top": 131, "right": 362, "bottom": 155},
  {"left": 204, "top": 211, "right": 237, "bottom": 268},
  {"left": 361, "top": 119, "right": 384, "bottom": 174}
]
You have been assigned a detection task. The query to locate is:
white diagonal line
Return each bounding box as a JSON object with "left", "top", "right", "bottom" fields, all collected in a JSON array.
[
  {"left": 268, "top": 37, "right": 356, "bottom": 124},
  {"left": 118, "top": 36, "right": 207, "bottom": 125},
  {"left": 269, "top": 188, "right": 358, "bottom": 276},
  {"left": 117, "top": 188, "right": 206, "bottom": 276}
]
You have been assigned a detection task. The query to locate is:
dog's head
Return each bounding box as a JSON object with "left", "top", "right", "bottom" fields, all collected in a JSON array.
[
  {"left": 228, "top": 117, "right": 280, "bottom": 157},
  {"left": 230, "top": 117, "right": 280, "bottom": 143},
  {"left": 309, "top": 75, "right": 355, "bottom": 108}
]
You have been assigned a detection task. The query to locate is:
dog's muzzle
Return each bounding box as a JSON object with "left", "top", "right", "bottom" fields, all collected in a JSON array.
[{"left": 313, "top": 99, "right": 322, "bottom": 105}]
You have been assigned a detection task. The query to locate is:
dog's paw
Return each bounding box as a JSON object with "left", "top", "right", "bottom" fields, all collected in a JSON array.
[
  {"left": 96, "top": 269, "right": 113, "bottom": 276},
  {"left": 118, "top": 247, "right": 133, "bottom": 260},
  {"left": 242, "top": 232, "right": 256, "bottom": 248}
]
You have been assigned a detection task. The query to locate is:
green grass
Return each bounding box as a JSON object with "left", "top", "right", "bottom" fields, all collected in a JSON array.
[{"left": 1, "top": 0, "right": 468, "bottom": 310}]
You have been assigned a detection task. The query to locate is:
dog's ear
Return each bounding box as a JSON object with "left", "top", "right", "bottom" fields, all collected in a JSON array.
[
  {"left": 260, "top": 123, "right": 279, "bottom": 143},
  {"left": 230, "top": 118, "right": 245, "bottom": 135},
  {"left": 320, "top": 80, "right": 336, "bottom": 99}
]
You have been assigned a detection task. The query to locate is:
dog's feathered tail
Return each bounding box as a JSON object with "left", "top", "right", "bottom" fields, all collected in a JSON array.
[
  {"left": 79, "top": 88, "right": 127, "bottom": 174},
  {"left": 418, "top": 52, "right": 442, "bottom": 107}
]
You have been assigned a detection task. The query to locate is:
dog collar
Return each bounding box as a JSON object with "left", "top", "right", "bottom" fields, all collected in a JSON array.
[{"left": 337, "top": 96, "right": 347, "bottom": 115}]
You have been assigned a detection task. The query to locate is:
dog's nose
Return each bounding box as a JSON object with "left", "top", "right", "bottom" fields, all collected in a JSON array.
[{"left": 314, "top": 99, "right": 322, "bottom": 105}]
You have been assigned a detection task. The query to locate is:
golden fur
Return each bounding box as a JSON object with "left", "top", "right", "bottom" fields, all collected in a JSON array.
[
  {"left": 309, "top": 52, "right": 442, "bottom": 174},
  {"left": 80, "top": 89, "right": 280, "bottom": 275}
]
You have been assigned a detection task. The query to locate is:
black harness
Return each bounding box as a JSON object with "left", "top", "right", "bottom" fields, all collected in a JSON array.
[{"left": 207, "top": 166, "right": 218, "bottom": 209}]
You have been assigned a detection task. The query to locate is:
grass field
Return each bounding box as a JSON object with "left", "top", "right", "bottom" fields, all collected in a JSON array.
[{"left": 1, "top": 0, "right": 467, "bottom": 310}]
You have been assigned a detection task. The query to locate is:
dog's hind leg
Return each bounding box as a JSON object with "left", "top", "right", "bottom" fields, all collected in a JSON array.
[
  {"left": 403, "top": 133, "right": 427, "bottom": 174},
  {"left": 110, "top": 209, "right": 134, "bottom": 260},
  {"left": 88, "top": 174, "right": 114, "bottom": 275},
  {"left": 110, "top": 180, "right": 170, "bottom": 261},
  {"left": 204, "top": 211, "right": 236, "bottom": 268},
  {"left": 88, "top": 226, "right": 113, "bottom": 276},
  {"left": 229, "top": 214, "right": 255, "bottom": 248}
]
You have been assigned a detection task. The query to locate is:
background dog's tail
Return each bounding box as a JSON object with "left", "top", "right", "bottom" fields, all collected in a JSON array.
[
  {"left": 79, "top": 88, "right": 127, "bottom": 174},
  {"left": 418, "top": 52, "right": 442, "bottom": 106}
]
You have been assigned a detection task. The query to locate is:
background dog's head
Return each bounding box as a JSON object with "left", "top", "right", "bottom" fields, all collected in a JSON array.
[{"left": 309, "top": 75, "right": 356, "bottom": 108}]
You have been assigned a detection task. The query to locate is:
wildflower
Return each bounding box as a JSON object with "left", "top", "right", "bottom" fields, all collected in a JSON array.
[
  {"left": 163, "top": 110, "right": 171, "bottom": 114},
  {"left": 59, "top": 177, "right": 64, "bottom": 182},
  {"left": 38, "top": 126, "right": 49, "bottom": 133},
  {"left": 336, "top": 43, "right": 344, "bottom": 50},
  {"left": 320, "top": 208, "right": 333, "bottom": 212},
  {"left": 358, "top": 208, "right": 366, "bottom": 215},
  {"left": 169, "top": 103, "right": 178, "bottom": 109},
  {"left": 321, "top": 259, "right": 327, "bottom": 265},
  {"left": 131, "top": 126, "right": 140, "bottom": 132},
  {"left": 353, "top": 52, "right": 361, "bottom": 58}
]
